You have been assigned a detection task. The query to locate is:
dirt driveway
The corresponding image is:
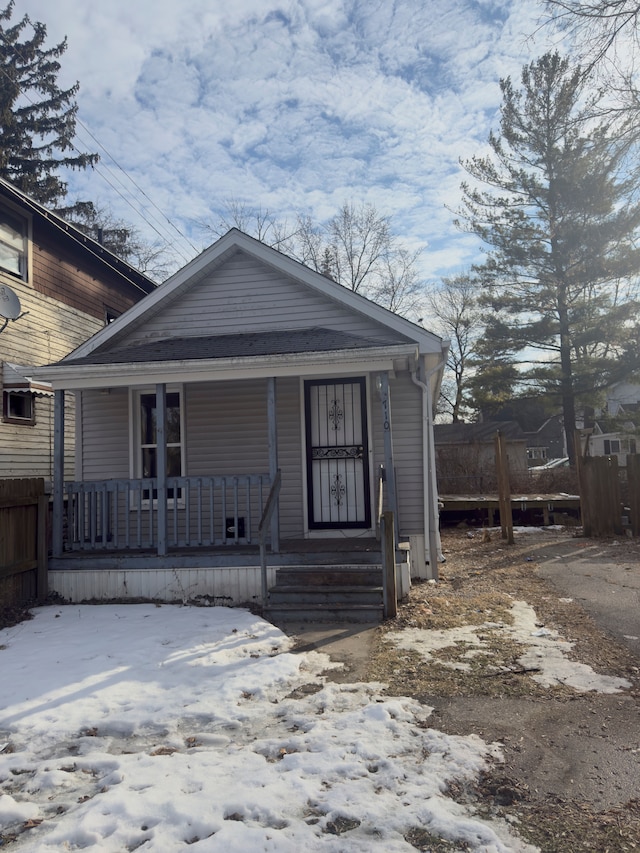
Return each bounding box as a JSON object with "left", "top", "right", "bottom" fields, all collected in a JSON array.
[{"left": 288, "top": 527, "right": 640, "bottom": 852}]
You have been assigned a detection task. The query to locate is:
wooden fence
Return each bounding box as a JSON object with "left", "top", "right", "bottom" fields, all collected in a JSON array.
[
  {"left": 577, "top": 452, "right": 640, "bottom": 538},
  {"left": 0, "top": 478, "right": 48, "bottom": 610}
]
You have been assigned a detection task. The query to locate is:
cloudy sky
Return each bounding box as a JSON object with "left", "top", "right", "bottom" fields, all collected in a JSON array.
[{"left": 10, "top": 0, "right": 557, "bottom": 280}]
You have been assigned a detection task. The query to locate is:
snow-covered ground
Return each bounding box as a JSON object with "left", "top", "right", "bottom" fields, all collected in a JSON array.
[
  {"left": 0, "top": 604, "right": 539, "bottom": 852},
  {"left": 386, "top": 598, "right": 632, "bottom": 694}
]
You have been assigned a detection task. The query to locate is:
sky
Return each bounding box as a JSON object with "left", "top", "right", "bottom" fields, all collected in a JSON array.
[
  {"left": 0, "top": 596, "right": 629, "bottom": 851},
  {"left": 8, "top": 0, "right": 558, "bottom": 282}
]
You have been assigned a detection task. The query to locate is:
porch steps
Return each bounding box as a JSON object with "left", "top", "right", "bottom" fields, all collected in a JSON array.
[{"left": 265, "top": 564, "right": 384, "bottom": 623}]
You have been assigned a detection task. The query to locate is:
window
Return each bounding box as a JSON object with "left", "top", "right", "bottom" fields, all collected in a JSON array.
[
  {"left": 603, "top": 439, "right": 621, "bottom": 455},
  {"left": 3, "top": 390, "right": 35, "bottom": 425},
  {"left": 133, "top": 388, "right": 184, "bottom": 501},
  {"left": 0, "top": 208, "right": 28, "bottom": 280}
]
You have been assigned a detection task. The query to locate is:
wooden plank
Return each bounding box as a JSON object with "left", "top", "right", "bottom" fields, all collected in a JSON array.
[
  {"left": 0, "top": 559, "right": 38, "bottom": 580},
  {"left": 495, "top": 431, "right": 514, "bottom": 544},
  {"left": 381, "top": 511, "right": 397, "bottom": 618},
  {"left": 37, "top": 494, "right": 48, "bottom": 601},
  {"left": 628, "top": 454, "right": 640, "bottom": 537}
]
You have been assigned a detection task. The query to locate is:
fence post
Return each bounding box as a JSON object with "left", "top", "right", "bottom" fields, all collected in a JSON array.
[
  {"left": 628, "top": 454, "right": 640, "bottom": 537},
  {"left": 495, "top": 431, "right": 514, "bottom": 544}
]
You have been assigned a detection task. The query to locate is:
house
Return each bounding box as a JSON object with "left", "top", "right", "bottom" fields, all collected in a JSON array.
[
  {"left": 434, "top": 420, "right": 528, "bottom": 494},
  {"left": 0, "top": 178, "right": 156, "bottom": 481},
  {"left": 34, "top": 229, "right": 449, "bottom": 611}
]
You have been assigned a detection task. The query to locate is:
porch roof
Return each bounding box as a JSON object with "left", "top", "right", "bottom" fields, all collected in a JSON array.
[
  {"left": 33, "top": 327, "right": 419, "bottom": 390},
  {"left": 61, "top": 327, "right": 410, "bottom": 365}
]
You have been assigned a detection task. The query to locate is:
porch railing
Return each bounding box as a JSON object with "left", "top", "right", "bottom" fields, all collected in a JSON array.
[{"left": 63, "top": 474, "right": 272, "bottom": 552}]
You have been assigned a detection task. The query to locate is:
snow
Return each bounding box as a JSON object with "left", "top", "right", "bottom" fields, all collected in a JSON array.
[
  {"left": 387, "top": 599, "right": 632, "bottom": 694},
  {"left": 0, "top": 604, "right": 538, "bottom": 852}
]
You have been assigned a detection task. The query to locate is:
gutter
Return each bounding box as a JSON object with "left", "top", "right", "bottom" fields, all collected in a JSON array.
[
  {"left": 411, "top": 355, "right": 446, "bottom": 580},
  {"left": 32, "top": 343, "right": 419, "bottom": 391}
]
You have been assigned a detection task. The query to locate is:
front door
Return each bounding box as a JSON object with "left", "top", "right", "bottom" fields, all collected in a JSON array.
[{"left": 305, "top": 377, "right": 371, "bottom": 529}]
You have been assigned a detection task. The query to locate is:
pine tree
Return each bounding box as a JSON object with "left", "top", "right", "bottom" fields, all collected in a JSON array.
[
  {"left": 457, "top": 52, "right": 640, "bottom": 464},
  {"left": 0, "top": 1, "right": 97, "bottom": 205}
]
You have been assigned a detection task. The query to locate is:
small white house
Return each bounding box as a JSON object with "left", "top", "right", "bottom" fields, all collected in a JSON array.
[{"left": 36, "top": 230, "right": 448, "bottom": 610}]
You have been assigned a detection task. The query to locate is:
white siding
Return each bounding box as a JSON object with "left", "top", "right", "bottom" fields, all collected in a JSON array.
[
  {"left": 1, "top": 278, "right": 104, "bottom": 481},
  {"left": 49, "top": 565, "right": 277, "bottom": 605},
  {"left": 80, "top": 388, "right": 130, "bottom": 480},
  {"left": 275, "top": 377, "right": 304, "bottom": 539},
  {"left": 370, "top": 370, "right": 424, "bottom": 537},
  {"left": 123, "top": 253, "right": 403, "bottom": 345}
]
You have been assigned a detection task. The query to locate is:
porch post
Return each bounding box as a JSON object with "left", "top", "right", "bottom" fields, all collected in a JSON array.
[
  {"left": 377, "top": 372, "right": 398, "bottom": 545},
  {"left": 267, "top": 377, "right": 280, "bottom": 552},
  {"left": 156, "top": 383, "right": 167, "bottom": 557},
  {"left": 52, "top": 389, "right": 65, "bottom": 558}
]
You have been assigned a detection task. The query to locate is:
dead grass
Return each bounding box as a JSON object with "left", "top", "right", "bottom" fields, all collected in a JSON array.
[{"left": 366, "top": 527, "right": 640, "bottom": 853}]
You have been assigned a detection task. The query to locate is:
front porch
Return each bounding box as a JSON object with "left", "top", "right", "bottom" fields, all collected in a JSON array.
[{"left": 47, "top": 534, "right": 413, "bottom": 621}]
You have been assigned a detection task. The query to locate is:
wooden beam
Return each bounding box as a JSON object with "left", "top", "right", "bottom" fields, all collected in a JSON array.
[
  {"left": 377, "top": 372, "right": 398, "bottom": 544},
  {"left": 267, "top": 377, "right": 280, "bottom": 553},
  {"left": 156, "top": 383, "right": 167, "bottom": 557}
]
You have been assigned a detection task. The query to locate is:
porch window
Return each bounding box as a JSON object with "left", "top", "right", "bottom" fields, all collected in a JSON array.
[{"left": 134, "top": 388, "right": 184, "bottom": 500}]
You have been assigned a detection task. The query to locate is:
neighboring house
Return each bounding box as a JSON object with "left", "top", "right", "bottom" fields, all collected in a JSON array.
[
  {"left": 35, "top": 229, "right": 449, "bottom": 606},
  {"left": 588, "top": 425, "right": 637, "bottom": 466},
  {"left": 0, "top": 178, "right": 156, "bottom": 481},
  {"left": 434, "top": 421, "right": 528, "bottom": 494},
  {"left": 524, "top": 415, "right": 566, "bottom": 466}
]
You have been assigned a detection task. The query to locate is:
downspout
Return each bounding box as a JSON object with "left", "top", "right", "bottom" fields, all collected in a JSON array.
[{"left": 411, "top": 356, "right": 445, "bottom": 581}]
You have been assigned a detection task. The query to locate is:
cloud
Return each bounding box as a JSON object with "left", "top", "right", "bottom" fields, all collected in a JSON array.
[{"left": 10, "top": 0, "right": 545, "bottom": 279}]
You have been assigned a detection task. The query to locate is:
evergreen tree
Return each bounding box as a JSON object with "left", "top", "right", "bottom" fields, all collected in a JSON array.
[
  {"left": 0, "top": 1, "right": 97, "bottom": 205},
  {"left": 456, "top": 52, "right": 640, "bottom": 463}
]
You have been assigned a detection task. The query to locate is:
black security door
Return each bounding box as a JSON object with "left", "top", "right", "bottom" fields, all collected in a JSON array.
[{"left": 305, "top": 378, "right": 371, "bottom": 529}]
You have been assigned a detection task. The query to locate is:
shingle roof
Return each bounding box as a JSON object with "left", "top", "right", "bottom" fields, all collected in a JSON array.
[{"left": 65, "top": 327, "right": 411, "bottom": 366}]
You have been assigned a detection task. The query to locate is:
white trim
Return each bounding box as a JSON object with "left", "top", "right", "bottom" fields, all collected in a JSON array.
[
  {"left": 61, "top": 230, "right": 446, "bottom": 362},
  {"left": 0, "top": 197, "right": 32, "bottom": 285},
  {"left": 129, "top": 384, "right": 186, "bottom": 506},
  {"left": 35, "top": 344, "right": 417, "bottom": 390}
]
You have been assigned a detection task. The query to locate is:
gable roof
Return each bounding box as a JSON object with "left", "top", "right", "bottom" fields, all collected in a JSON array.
[
  {"left": 64, "top": 229, "right": 446, "bottom": 363},
  {"left": 0, "top": 177, "right": 156, "bottom": 297}
]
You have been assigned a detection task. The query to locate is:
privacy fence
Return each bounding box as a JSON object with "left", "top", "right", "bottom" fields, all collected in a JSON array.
[
  {"left": 577, "top": 453, "right": 640, "bottom": 538},
  {"left": 0, "top": 478, "right": 48, "bottom": 611}
]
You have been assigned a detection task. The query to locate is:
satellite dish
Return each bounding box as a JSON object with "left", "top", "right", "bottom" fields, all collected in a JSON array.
[{"left": 0, "top": 285, "right": 20, "bottom": 320}]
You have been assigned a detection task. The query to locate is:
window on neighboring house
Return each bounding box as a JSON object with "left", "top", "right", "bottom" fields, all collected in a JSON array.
[
  {"left": 0, "top": 208, "right": 28, "bottom": 280},
  {"left": 133, "top": 388, "right": 184, "bottom": 501},
  {"left": 603, "top": 439, "right": 621, "bottom": 455},
  {"left": 3, "top": 390, "right": 35, "bottom": 424}
]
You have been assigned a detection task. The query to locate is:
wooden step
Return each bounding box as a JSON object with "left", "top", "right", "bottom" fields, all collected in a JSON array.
[{"left": 264, "top": 563, "right": 385, "bottom": 623}]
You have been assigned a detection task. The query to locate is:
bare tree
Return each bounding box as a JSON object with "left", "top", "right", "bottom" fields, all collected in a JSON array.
[
  {"left": 545, "top": 1, "right": 640, "bottom": 69},
  {"left": 427, "top": 273, "right": 483, "bottom": 422},
  {"left": 200, "top": 199, "right": 426, "bottom": 318},
  {"left": 198, "top": 199, "right": 301, "bottom": 255}
]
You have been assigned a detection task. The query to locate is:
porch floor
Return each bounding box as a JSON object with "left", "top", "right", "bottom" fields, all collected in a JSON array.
[{"left": 49, "top": 538, "right": 383, "bottom": 570}]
